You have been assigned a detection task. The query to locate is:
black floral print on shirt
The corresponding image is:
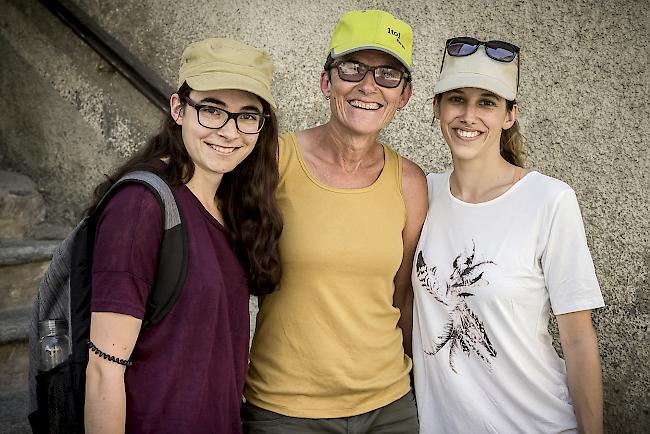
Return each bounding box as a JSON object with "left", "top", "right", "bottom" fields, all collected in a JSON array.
[{"left": 416, "top": 241, "right": 497, "bottom": 373}]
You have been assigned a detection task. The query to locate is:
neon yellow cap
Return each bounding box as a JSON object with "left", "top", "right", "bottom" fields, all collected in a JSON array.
[{"left": 326, "top": 10, "right": 413, "bottom": 72}]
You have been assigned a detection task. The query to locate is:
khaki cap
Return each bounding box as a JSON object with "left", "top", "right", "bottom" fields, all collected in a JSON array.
[{"left": 178, "top": 38, "right": 276, "bottom": 108}]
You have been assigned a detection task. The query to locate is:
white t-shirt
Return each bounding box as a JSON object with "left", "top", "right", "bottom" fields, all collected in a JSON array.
[{"left": 412, "top": 170, "right": 604, "bottom": 434}]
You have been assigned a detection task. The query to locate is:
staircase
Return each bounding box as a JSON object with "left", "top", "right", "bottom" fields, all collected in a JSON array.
[
  {"left": 0, "top": 1, "right": 172, "bottom": 430},
  {"left": 0, "top": 170, "right": 65, "bottom": 433}
]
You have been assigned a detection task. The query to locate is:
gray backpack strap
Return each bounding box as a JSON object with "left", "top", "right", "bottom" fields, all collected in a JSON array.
[
  {"left": 102, "top": 170, "right": 182, "bottom": 231},
  {"left": 92, "top": 170, "right": 188, "bottom": 326}
]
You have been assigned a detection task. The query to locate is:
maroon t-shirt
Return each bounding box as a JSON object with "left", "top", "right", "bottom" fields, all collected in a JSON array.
[{"left": 91, "top": 182, "right": 249, "bottom": 434}]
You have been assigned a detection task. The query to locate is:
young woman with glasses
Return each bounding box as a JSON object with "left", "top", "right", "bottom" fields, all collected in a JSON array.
[
  {"left": 242, "top": 9, "right": 427, "bottom": 433},
  {"left": 412, "top": 37, "right": 605, "bottom": 433},
  {"left": 83, "top": 38, "right": 282, "bottom": 433}
]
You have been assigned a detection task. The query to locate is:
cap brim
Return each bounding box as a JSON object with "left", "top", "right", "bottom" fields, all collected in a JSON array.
[
  {"left": 186, "top": 72, "right": 276, "bottom": 108},
  {"left": 330, "top": 47, "right": 412, "bottom": 73},
  {"left": 433, "top": 72, "right": 516, "bottom": 101}
]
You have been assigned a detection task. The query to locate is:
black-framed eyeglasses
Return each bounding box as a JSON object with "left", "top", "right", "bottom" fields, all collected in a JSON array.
[
  {"left": 441, "top": 37, "right": 520, "bottom": 91},
  {"left": 184, "top": 97, "right": 269, "bottom": 134},
  {"left": 331, "top": 61, "right": 409, "bottom": 89}
]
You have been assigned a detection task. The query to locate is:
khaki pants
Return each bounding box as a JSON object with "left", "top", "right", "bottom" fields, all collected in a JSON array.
[{"left": 242, "top": 391, "right": 419, "bottom": 434}]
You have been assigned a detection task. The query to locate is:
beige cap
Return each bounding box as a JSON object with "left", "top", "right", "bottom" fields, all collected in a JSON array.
[
  {"left": 433, "top": 46, "right": 518, "bottom": 100},
  {"left": 178, "top": 38, "right": 276, "bottom": 108}
]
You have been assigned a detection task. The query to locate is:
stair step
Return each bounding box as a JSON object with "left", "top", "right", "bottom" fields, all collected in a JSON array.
[
  {"left": 0, "top": 170, "right": 46, "bottom": 240},
  {"left": 0, "top": 240, "right": 60, "bottom": 310},
  {"left": 0, "top": 306, "right": 30, "bottom": 402},
  {"left": 0, "top": 389, "right": 30, "bottom": 434},
  {"left": 0, "top": 306, "right": 30, "bottom": 434},
  {"left": 0, "top": 305, "right": 31, "bottom": 345},
  {"left": 0, "top": 341, "right": 29, "bottom": 397},
  {"left": 0, "top": 240, "right": 60, "bottom": 266}
]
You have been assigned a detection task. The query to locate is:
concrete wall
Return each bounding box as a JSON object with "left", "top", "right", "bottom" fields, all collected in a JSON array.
[
  {"left": 0, "top": 0, "right": 163, "bottom": 225},
  {"left": 1, "top": 0, "right": 647, "bottom": 430}
]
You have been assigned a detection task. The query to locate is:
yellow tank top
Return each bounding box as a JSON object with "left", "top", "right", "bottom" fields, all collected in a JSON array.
[{"left": 244, "top": 132, "right": 412, "bottom": 418}]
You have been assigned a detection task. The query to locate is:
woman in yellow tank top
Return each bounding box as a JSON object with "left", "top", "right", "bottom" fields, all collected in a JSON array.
[{"left": 243, "top": 9, "right": 428, "bottom": 434}]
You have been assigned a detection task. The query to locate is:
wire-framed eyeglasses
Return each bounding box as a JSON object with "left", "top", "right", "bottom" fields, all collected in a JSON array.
[{"left": 331, "top": 61, "right": 409, "bottom": 88}]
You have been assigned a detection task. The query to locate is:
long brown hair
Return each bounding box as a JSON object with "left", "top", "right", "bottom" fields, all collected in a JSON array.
[
  {"left": 434, "top": 94, "right": 526, "bottom": 167},
  {"left": 500, "top": 100, "right": 526, "bottom": 167},
  {"left": 87, "top": 83, "right": 282, "bottom": 295}
]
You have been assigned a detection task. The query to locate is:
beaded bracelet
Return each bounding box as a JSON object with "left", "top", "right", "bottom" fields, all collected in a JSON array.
[{"left": 87, "top": 339, "right": 133, "bottom": 366}]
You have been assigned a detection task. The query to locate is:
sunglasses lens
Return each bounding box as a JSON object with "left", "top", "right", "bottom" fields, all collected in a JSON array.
[
  {"left": 447, "top": 38, "right": 479, "bottom": 56},
  {"left": 485, "top": 41, "right": 518, "bottom": 62}
]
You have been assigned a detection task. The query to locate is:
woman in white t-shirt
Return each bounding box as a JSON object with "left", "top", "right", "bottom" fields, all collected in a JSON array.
[{"left": 412, "top": 37, "right": 605, "bottom": 433}]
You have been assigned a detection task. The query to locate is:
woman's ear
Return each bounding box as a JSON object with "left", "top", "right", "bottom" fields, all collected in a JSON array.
[
  {"left": 170, "top": 94, "right": 184, "bottom": 126},
  {"left": 432, "top": 96, "right": 440, "bottom": 121},
  {"left": 503, "top": 102, "right": 518, "bottom": 130},
  {"left": 399, "top": 82, "right": 413, "bottom": 109},
  {"left": 320, "top": 71, "right": 332, "bottom": 99}
]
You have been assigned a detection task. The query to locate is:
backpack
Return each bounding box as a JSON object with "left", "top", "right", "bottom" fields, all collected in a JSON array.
[{"left": 27, "top": 170, "right": 188, "bottom": 434}]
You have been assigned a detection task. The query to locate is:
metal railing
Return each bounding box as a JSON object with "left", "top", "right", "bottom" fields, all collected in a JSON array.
[{"left": 38, "top": 0, "right": 173, "bottom": 113}]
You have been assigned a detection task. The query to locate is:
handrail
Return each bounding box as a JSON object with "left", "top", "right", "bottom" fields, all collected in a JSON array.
[{"left": 38, "top": 0, "right": 172, "bottom": 113}]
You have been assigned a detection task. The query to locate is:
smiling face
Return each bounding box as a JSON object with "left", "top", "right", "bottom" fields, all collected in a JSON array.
[
  {"left": 321, "top": 49, "right": 412, "bottom": 137},
  {"left": 434, "top": 87, "right": 517, "bottom": 163},
  {"left": 171, "top": 88, "right": 263, "bottom": 183}
]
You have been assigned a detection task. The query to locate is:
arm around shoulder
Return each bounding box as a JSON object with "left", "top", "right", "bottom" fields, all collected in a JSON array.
[{"left": 394, "top": 157, "right": 428, "bottom": 358}]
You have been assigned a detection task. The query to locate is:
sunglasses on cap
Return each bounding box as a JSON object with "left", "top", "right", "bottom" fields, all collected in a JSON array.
[
  {"left": 330, "top": 61, "right": 409, "bottom": 89},
  {"left": 441, "top": 36, "right": 521, "bottom": 92},
  {"left": 446, "top": 37, "right": 520, "bottom": 62}
]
